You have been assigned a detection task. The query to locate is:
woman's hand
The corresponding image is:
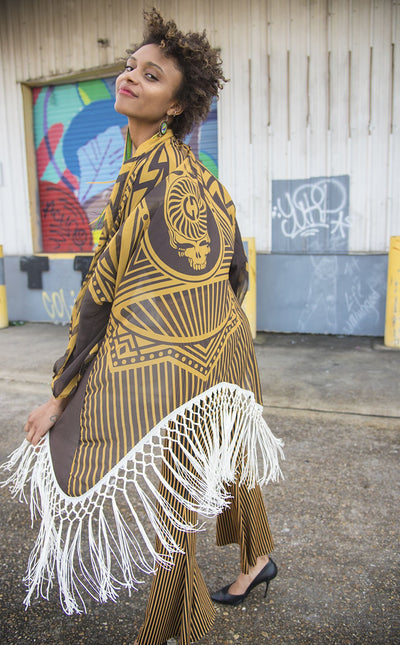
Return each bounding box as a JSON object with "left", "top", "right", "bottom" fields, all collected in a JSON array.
[{"left": 24, "top": 397, "right": 67, "bottom": 446}]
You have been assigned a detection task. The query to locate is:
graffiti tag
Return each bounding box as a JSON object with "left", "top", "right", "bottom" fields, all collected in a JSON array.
[
  {"left": 272, "top": 177, "right": 349, "bottom": 239},
  {"left": 42, "top": 289, "right": 76, "bottom": 321},
  {"left": 343, "top": 259, "right": 381, "bottom": 334},
  {"left": 271, "top": 175, "right": 350, "bottom": 252}
]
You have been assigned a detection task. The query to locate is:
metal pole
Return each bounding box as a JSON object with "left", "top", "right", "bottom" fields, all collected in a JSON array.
[
  {"left": 384, "top": 236, "right": 400, "bottom": 348},
  {"left": 242, "top": 237, "right": 257, "bottom": 339},
  {"left": 0, "top": 245, "right": 9, "bottom": 329}
]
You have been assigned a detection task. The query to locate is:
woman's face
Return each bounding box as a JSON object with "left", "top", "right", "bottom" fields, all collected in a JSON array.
[{"left": 115, "top": 44, "right": 183, "bottom": 131}]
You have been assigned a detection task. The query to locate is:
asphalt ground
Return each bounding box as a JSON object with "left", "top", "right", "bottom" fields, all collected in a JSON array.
[{"left": 0, "top": 324, "right": 399, "bottom": 645}]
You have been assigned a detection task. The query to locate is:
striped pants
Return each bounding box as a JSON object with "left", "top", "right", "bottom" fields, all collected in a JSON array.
[{"left": 137, "top": 449, "right": 274, "bottom": 645}]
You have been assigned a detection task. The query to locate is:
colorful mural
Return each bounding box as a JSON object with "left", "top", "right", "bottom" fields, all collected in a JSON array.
[{"left": 33, "top": 79, "right": 218, "bottom": 253}]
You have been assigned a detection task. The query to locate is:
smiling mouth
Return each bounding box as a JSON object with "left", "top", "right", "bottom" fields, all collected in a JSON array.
[{"left": 119, "top": 87, "right": 137, "bottom": 97}]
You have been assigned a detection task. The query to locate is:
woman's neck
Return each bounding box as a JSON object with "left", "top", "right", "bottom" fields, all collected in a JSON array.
[{"left": 128, "top": 119, "right": 161, "bottom": 151}]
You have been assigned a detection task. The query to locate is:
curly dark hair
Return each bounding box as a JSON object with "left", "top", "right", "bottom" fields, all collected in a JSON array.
[{"left": 128, "top": 8, "right": 227, "bottom": 139}]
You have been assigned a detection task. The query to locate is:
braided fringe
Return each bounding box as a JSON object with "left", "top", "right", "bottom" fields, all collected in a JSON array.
[{"left": 1, "top": 383, "right": 284, "bottom": 615}]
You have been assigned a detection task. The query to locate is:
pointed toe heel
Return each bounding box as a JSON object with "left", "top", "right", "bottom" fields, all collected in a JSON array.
[
  {"left": 211, "top": 557, "right": 277, "bottom": 606},
  {"left": 211, "top": 583, "right": 244, "bottom": 606}
]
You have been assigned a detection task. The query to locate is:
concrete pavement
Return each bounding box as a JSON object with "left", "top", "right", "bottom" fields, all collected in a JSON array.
[{"left": 0, "top": 324, "right": 399, "bottom": 644}]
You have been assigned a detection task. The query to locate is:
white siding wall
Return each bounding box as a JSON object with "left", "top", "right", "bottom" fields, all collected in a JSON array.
[
  {"left": 0, "top": 0, "right": 399, "bottom": 255},
  {"left": 0, "top": 6, "right": 32, "bottom": 255}
]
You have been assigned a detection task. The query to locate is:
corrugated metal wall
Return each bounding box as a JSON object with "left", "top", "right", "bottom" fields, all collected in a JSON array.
[{"left": 0, "top": 0, "right": 399, "bottom": 255}]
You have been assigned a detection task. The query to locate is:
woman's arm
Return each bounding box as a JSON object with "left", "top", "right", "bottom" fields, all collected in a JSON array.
[{"left": 24, "top": 396, "right": 69, "bottom": 447}]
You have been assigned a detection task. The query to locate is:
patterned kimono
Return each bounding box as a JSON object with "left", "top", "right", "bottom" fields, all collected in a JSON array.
[{"left": 2, "top": 130, "right": 283, "bottom": 623}]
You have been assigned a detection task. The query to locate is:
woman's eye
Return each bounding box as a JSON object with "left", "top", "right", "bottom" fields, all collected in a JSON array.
[
  {"left": 145, "top": 73, "right": 158, "bottom": 81},
  {"left": 124, "top": 65, "right": 134, "bottom": 72}
]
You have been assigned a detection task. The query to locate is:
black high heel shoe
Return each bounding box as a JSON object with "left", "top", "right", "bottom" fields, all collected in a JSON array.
[{"left": 211, "top": 557, "right": 277, "bottom": 606}]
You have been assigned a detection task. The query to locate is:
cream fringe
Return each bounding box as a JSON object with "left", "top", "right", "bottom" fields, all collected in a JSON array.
[{"left": 1, "top": 382, "right": 284, "bottom": 615}]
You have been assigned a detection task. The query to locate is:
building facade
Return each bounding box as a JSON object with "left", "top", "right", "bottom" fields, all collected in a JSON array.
[{"left": 1, "top": 0, "right": 399, "bottom": 334}]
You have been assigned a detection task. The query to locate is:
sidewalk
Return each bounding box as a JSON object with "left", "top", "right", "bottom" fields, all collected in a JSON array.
[{"left": 0, "top": 324, "right": 399, "bottom": 644}]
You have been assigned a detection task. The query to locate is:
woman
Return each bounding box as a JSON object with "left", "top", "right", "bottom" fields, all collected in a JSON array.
[{"left": 2, "top": 9, "right": 283, "bottom": 645}]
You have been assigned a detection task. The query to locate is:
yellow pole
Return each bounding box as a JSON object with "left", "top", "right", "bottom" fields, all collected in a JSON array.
[
  {"left": 384, "top": 236, "right": 400, "bottom": 348},
  {"left": 242, "top": 237, "right": 257, "bottom": 339},
  {"left": 0, "top": 245, "right": 8, "bottom": 329}
]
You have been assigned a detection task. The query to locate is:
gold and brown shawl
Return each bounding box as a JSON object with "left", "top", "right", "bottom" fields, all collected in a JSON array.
[{"left": 2, "top": 131, "right": 283, "bottom": 614}]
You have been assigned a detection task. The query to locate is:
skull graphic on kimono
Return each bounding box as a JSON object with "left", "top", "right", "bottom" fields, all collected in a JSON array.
[{"left": 166, "top": 175, "right": 211, "bottom": 271}]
